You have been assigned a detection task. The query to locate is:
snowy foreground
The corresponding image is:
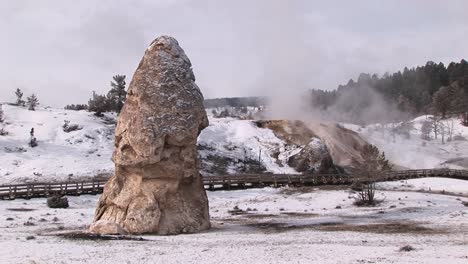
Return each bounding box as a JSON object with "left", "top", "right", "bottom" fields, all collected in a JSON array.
[{"left": 0, "top": 178, "right": 467, "bottom": 264}]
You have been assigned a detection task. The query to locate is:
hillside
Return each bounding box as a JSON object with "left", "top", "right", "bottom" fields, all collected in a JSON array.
[
  {"left": 2, "top": 105, "right": 467, "bottom": 185},
  {"left": 0, "top": 106, "right": 309, "bottom": 184},
  {"left": 0, "top": 105, "right": 115, "bottom": 184},
  {"left": 343, "top": 116, "right": 468, "bottom": 169}
]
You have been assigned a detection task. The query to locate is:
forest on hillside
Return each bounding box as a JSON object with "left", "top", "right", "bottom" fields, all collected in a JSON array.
[
  {"left": 60, "top": 60, "right": 468, "bottom": 126},
  {"left": 309, "top": 60, "right": 468, "bottom": 124}
]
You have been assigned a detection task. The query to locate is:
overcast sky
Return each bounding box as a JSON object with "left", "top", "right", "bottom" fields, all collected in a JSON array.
[{"left": 1, "top": 0, "right": 467, "bottom": 107}]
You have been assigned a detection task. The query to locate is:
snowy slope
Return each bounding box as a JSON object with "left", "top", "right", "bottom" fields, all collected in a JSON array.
[
  {"left": 0, "top": 105, "right": 115, "bottom": 184},
  {"left": 198, "top": 118, "right": 303, "bottom": 174},
  {"left": 343, "top": 116, "right": 468, "bottom": 169},
  {"left": 0, "top": 106, "right": 309, "bottom": 184}
]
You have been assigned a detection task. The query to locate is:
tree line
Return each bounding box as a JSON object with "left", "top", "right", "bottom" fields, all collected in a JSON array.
[
  {"left": 309, "top": 60, "right": 468, "bottom": 125},
  {"left": 65, "top": 75, "right": 127, "bottom": 116},
  {"left": 13, "top": 88, "right": 39, "bottom": 111}
]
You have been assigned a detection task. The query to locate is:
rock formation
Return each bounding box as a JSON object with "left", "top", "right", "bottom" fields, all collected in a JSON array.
[
  {"left": 90, "top": 36, "right": 210, "bottom": 235},
  {"left": 255, "top": 120, "right": 367, "bottom": 170}
]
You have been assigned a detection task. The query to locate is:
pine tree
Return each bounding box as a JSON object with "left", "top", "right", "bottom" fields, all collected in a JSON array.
[
  {"left": 107, "top": 75, "right": 127, "bottom": 113},
  {"left": 88, "top": 91, "right": 110, "bottom": 116},
  {"left": 15, "top": 88, "right": 25, "bottom": 106},
  {"left": 355, "top": 144, "right": 391, "bottom": 206},
  {"left": 433, "top": 86, "right": 454, "bottom": 118},
  {"left": 27, "top": 94, "right": 39, "bottom": 111}
]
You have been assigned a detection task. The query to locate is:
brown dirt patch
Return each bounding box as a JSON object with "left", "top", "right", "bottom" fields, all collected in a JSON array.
[
  {"left": 56, "top": 232, "right": 148, "bottom": 241},
  {"left": 7, "top": 208, "right": 36, "bottom": 212},
  {"left": 318, "top": 222, "right": 441, "bottom": 234},
  {"left": 280, "top": 185, "right": 349, "bottom": 195},
  {"left": 246, "top": 221, "right": 443, "bottom": 234},
  {"left": 279, "top": 212, "right": 320, "bottom": 218}
]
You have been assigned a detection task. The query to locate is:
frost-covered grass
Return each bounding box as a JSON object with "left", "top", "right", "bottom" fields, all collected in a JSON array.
[{"left": 0, "top": 178, "right": 467, "bottom": 263}]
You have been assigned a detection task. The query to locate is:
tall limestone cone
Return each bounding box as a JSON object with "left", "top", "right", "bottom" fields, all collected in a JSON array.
[{"left": 90, "top": 36, "right": 210, "bottom": 235}]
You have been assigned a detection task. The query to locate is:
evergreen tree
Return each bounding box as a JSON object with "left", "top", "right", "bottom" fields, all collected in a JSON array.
[
  {"left": 355, "top": 144, "right": 391, "bottom": 206},
  {"left": 432, "top": 86, "right": 453, "bottom": 118},
  {"left": 310, "top": 59, "right": 468, "bottom": 123},
  {"left": 15, "top": 88, "right": 25, "bottom": 106},
  {"left": 27, "top": 94, "right": 39, "bottom": 111},
  {"left": 107, "top": 75, "right": 127, "bottom": 113},
  {"left": 0, "top": 104, "right": 4, "bottom": 123},
  {"left": 88, "top": 91, "right": 110, "bottom": 116}
]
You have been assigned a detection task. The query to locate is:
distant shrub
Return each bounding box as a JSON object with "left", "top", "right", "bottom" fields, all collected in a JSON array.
[
  {"left": 63, "top": 120, "right": 83, "bottom": 133},
  {"left": 88, "top": 92, "right": 112, "bottom": 116},
  {"left": 64, "top": 104, "right": 88, "bottom": 111},
  {"left": 47, "top": 195, "right": 69, "bottom": 208},
  {"left": 4, "top": 147, "right": 27, "bottom": 153},
  {"left": 214, "top": 109, "right": 230, "bottom": 118},
  {"left": 0, "top": 127, "right": 8, "bottom": 136},
  {"left": 452, "top": 134, "right": 466, "bottom": 141},
  {"left": 399, "top": 245, "right": 415, "bottom": 252},
  {"left": 29, "top": 128, "right": 38, "bottom": 147}
]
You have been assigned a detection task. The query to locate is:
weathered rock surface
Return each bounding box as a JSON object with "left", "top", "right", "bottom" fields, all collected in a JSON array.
[
  {"left": 288, "top": 138, "right": 332, "bottom": 173},
  {"left": 90, "top": 36, "right": 210, "bottom": 235}
]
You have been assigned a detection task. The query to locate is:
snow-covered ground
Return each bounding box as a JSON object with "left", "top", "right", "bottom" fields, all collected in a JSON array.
[
  {"left": 343, "top": 116, "right": 468, "bottom": 170},
  {"left": 0, "top": 106, "right": 307, "bottom": 184},
  {"left": 376, "top": 177, "right": 468, "bottom": 196},
  {"left": 0, "top": 178, "right": 467, "bottom": 263},
  {"left": 0, "top": 105, "right": 115, "bottom": 184}
]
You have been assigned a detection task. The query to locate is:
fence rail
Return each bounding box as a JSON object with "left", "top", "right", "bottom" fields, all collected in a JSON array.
[{"left": 1, "top": 168, "right": 467, "bottom": 200}]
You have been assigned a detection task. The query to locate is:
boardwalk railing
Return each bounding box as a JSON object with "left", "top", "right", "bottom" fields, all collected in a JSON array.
[
  {"left": 0, "top": 181, "right": 106, "bottom": 200},
  {"left": 1, "top": 168, "right": 467, "bottom": 200}
]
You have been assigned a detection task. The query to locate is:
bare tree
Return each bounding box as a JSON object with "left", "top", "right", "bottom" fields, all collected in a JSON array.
[
  {"left": 395, "top": 121, "right": 413, "bottom": 139},
  {"left": 354, "top": 144, "right": 392, "bottom": 206},
  {"left": 429, "top": 116, "right": 441, "bottom": 140},
  {"left": 440, "top": 122, "right": 446, "bottom": 144},
  {"left": 445, "top": 119, "right": 455, "bottom": 142},
  {"left": 420, "top": 120, "right": 432, "bottom": 141}
]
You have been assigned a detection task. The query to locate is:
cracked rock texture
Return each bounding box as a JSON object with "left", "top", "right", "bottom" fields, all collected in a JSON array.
[{"left": 90, "top": 36, "right": 210, "bottom": 235}]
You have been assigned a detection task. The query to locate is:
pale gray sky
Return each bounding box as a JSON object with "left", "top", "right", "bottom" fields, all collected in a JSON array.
[{"left": 1, "top": 0, "right": 467, "bottom": 107}]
